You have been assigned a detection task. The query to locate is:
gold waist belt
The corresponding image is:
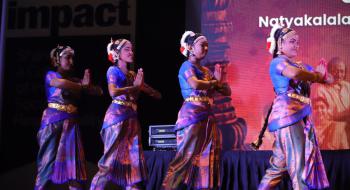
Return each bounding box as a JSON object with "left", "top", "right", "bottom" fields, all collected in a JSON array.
[
  {"left": 112, "top": 99, "right": 137, "bottom": 110},
  {"left": 185, "top": 96, "right": 211, "bottom": 102},
  {"left": 48, "top": 103, "right": 78, "bottom": 113},
  {"left": 287, "top": 93, "right": 310, "bottom": 104}
]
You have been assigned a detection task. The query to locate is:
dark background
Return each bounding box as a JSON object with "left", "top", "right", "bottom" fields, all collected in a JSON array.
[{"left": 0, "top": 0, "right": 197, "bottom": 173}]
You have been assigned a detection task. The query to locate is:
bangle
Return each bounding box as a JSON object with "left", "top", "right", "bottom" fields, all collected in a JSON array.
[
  {"left": 216, "top": 82, "right": 224, "bottom": 90},
  {"left": 314, "top": 72, "right": 322, "bottom": 83},
  {"left": 129, "top": 86, "right": 137, "bottom": 93},
  {"left": 210, "top": 80, "right": 216, "bottom": 89}
]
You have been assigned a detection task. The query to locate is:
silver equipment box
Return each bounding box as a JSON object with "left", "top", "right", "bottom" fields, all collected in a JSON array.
[{"left": 148, "top": 125, "right": 176, "bottom": 150}]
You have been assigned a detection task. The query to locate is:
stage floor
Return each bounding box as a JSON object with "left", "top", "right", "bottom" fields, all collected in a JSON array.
[{"left": 0, "top": 150, "right": 349, "bottom": 190}]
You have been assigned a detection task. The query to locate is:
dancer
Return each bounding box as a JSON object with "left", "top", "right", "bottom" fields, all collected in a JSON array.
[
  {"left": 90, "top": 38, "right": 161, "bottom": 190},
  {"left": 258, "top": 25, "right": 330, "bottom": 190},
  {"left": 162, "top": 31, "right": 230, "bottom": 190},
  {"left": 35, "top": 45, "right": 103, "bottom": 190}
]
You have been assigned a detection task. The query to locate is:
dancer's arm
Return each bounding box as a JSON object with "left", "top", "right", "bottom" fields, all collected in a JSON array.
[
  {"left": 187, "top": 76, "right": 218, "bottom": 90},
  {"left": 282, "top": 62, "right": 326, "bottom": 83},
  {"left": 50, "top": 78, "right": 83, "bottom": 92},
  {"left": 141, "top": 83, "right": 162, "bottom": 99},
  {"left": 108, "top": 69, "right": 143, "bottom": 97}
]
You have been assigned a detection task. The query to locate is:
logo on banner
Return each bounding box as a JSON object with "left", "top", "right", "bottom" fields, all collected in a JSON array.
[
  {"left": 6, "top": 0, "right": 136, "bottom": 37},
  {"left": 259, "top": 13, "right": 350, "bottom": 28}
]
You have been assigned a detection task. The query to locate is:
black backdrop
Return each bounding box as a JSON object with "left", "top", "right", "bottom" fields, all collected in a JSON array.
[{"left": 0, "top": 0, "right": 188, "bottom": 173}]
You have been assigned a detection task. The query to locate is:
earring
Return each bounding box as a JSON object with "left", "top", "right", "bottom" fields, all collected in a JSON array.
[
  {"left": 55, "top": 56, "right": 60, "bottom": 67},
  {"left": 277, "top": 47, "right": 282, "bottom": 55}
]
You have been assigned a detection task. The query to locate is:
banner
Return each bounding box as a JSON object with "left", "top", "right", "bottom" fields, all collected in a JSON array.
[
  {"left": 6, "top": 0, "right": 136, "bottom": 38},
  {"left": 201, "top": 0, "right": 350, "bottom": 150}
]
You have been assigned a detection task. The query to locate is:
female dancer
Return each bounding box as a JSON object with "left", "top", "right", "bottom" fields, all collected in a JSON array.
[
  {"left": 258, "top": 25, "right": 330, "bottom": 190},
  {"left": 162, "top": 31, "right": 231, "bottom": 190},
  {"left": 35, "top": 45, "right": 102, "bottom": 190},
  {"left": 90, "top": 38, "right": 161, "bottom": 190}
]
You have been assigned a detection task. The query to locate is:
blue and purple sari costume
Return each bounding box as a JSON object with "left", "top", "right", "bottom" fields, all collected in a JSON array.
[
  {"left": 162, "top": 61, "right": 221, "bottom": 190},
  {"left": 258, "top": 55, "right": 329, "bottom": 190},
  {"left": 35, "top": 71, "right": 87, "bottom": 190},
  {"left": 90, "top": 66, "right": 147, "bottom": 190}
]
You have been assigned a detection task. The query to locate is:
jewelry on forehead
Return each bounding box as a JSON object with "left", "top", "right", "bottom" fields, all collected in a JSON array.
[
  {"left": 193, "top": 36, "right": 208, "bottom": 45},
  {"left": 116, "top": 39, "right": 128, "bottom": 51},
  {"left": 282, "top": 30, "right": 297, "bottom": 40}
]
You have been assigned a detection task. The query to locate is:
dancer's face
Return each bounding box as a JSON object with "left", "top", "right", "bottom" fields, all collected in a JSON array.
[
  {"left": 191, "top": 38, "right": 208, "bottom": 60},
  {"left": 118, "top": 41, "right": 133, "bottom": 63},
  {"left": 281, "top": 33, "right": 299, "bottom": 58},
  {"left": 330, "top": 62, "right": 346, "bottom": 82},
  {"left": 59, "top": 53, "right": 74, "bottom": 71}
]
